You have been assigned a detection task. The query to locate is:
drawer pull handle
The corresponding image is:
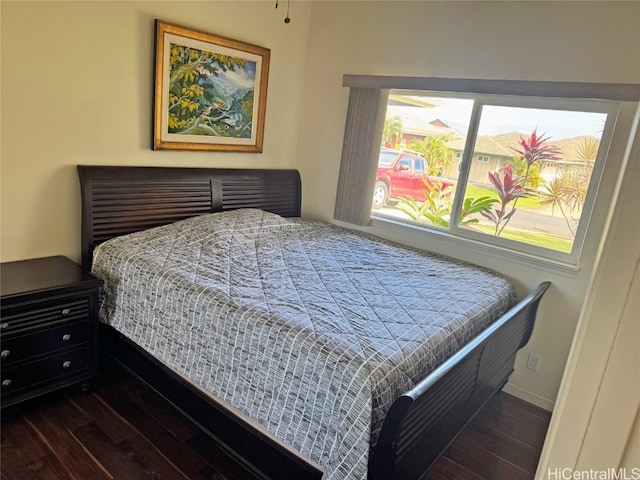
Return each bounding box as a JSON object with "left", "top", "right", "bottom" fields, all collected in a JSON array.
[
  {"left": 0, "top": 350, "right": 10, "bottom": 359},
  {"left": 62, "top": 334, "right": 72, "bottom": 342},
  {"left": 62, "top": 361, "right": 72, "bottom": 369},
  {"left": 2, "top": 379, "right": 11, "bottom": 387},
  {"left": 61, "top": 308, "right": 71, "bottom": 317},
  {"left": 1, "top": 323, "right": 8, "bottom": 330}
]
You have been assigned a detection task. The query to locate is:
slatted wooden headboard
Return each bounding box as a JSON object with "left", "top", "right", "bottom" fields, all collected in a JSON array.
[{"left": 78, "top": 166, "right": 301, "bottom": 269}]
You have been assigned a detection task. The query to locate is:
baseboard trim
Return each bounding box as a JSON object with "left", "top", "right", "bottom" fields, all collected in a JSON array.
[{"left": 502, "top": 382, "right": 556, "bottom": 412}]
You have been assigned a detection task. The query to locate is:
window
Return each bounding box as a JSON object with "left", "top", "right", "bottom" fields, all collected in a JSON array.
[
  {"left": 372, "top": 90, "right": 618, "bottom": 264},
  {"left": 398, "top": 158, "right": 409, "bottom": 168},
  {"left": 335, "top": 77, "right": 638, "bottom": 268}
]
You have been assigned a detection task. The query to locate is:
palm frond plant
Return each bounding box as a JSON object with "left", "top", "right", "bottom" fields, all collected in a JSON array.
[
  {"left": 407, "top": 134, "right": 456, "bottom": 176},
  {"left": 383, "top": 116, "right": 403, "bottom": 149},
  {"left": 538, "top": 172, "right": 588, "bottom": 236},
  {"left": 576, "top": 136, "right": 600, "bottom": 164}
]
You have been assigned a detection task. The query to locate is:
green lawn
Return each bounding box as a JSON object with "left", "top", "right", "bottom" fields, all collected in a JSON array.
[
  {"left": 462, "top": 184, "right": 542, "bottom": 208},
  {"left": 397, "top": 183, "right": 575, "bottom": 253},
  {"left": 465, "top": 224, "right": 573, "bottom": 253},
  {"left": 460, "top": 185, "right": 572, "bottom": 252}
]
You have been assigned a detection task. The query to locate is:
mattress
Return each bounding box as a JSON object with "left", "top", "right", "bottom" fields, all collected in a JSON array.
[{"left": 92, "top": 209, "right": 515, "bottom": 479}]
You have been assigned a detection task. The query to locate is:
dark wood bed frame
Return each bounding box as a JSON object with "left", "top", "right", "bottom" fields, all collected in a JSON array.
[{"left": 78, "top": 165, "right": 550, "bottom": 480}]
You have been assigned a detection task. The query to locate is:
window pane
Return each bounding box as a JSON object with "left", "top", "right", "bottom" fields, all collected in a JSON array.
[
  {"left": 374, "top": 95, "right": 473, "bottom": 226},
  {"left": 459, "top": 105, "right": 608, "bottom": 253},
  {"left": 372, "top": 92, "right": 612, "bottom": 260}
]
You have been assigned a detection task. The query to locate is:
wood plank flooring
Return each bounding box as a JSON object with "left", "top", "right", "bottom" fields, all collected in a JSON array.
[{"left": 1, "top": 374, "right": 551, "bottom": 480}]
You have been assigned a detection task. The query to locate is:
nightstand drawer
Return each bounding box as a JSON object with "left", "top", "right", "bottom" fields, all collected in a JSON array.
[
  {"left": 1, "top": 295, "right": 90, "bottom": 336},
  {"left": 1, "top": 347, "right": 91, "bottom": 396},
  {"left": 0, "top": 321, "right": 89, "bottom": 366},
  {"left": 1, "top": 256, "right": 102, "bottom": 407}
]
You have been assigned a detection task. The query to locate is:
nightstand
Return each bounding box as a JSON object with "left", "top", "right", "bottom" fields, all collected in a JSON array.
[{"left": 0, "top": 256, "right": 103, "bottom": 408}]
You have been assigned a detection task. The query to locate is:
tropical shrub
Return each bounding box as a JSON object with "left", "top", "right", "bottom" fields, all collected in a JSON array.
[
  {"left": 481, "top": 129, "right": 562, "bottom": 236},
  {"left": 397, "top": 180, "right": 498, "bottom": 228}
]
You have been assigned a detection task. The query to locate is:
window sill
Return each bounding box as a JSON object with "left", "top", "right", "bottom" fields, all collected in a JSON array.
[{"left": 367, "top": 215, "right": 581, "bottom": 278}]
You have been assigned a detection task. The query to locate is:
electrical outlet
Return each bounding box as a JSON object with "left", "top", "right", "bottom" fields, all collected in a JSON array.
[{"left": 526, "top": 353, "right": 541, "bottom": 372}]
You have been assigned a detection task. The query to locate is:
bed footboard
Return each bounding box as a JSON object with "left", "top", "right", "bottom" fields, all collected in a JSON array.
[
  {"left": 370, "top": 281, "right": 551, "bottom": 480},
  {"left": 99, "top": 324, "right": 323, "bottom": 480}
]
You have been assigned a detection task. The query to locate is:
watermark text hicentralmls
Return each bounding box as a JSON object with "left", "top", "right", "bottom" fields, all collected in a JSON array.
[{"left": 547, "top": 468, "right": 640, "bottom": 480}]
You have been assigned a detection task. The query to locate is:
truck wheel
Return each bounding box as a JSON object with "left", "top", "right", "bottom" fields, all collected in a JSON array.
[{"left": 372, "top": 181, "right": 389, "bottom": 209}]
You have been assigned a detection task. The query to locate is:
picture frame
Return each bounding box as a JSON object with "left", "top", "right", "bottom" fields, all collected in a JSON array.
[{"left": 153, "top": 20, "right": 270, "bottom": 152}]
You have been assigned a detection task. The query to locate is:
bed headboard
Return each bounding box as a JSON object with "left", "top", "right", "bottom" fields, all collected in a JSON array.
[{"left": 78, "top": 166, "right": 302, "bottom": 269}]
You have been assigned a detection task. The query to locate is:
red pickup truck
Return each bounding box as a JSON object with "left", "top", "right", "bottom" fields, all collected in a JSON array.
[{"left": 373, "top": 148, "right": 455, "bottom": 209}]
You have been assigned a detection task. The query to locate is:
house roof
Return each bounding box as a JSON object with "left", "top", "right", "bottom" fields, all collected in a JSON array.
[
  {"left": 447, "top": 133, "right": 519, "bottom": 157},
  {"left": 447, "top": 131, "right": 601, "bottom": 164},
  {"left": 388, "top": 95, "right": 442, "bottom": 108},
  {"left": 549, "top": 135, "right": 600, "bottom": 162},
  {"left": 387, "top": 105, "right": 464, "bottom": 138}
]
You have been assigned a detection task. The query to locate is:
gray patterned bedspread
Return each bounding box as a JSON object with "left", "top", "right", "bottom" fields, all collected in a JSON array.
[{"left": 92, "top": 209, "right": 515, "bottom": 479}]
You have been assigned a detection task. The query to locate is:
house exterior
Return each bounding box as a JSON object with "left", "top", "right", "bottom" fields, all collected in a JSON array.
[
  {"left": 398, "top": 118, "right": 461, "bottom": 149},
  {"left": 443, "top": 132, "right": 600, "bottom": 187}
]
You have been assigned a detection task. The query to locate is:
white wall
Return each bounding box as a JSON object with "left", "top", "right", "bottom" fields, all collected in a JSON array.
[
  {"left": 295, "top": 1, "right": 640, "bottom": 410},
  {"left": 1, "top": 0, "right": 312, "bottom": 263},
  {"left": 538, "top": 106, "right": 640, "bottom": 477}
]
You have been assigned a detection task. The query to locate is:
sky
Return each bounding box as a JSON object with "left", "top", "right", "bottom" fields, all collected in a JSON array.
[{"left": 390, "top": 97, "right": 608, "bottom": 140}]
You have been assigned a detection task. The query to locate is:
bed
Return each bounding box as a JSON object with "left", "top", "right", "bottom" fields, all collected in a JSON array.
[{"left": 78, "top": 165, "right": 550, "bottom": 480}]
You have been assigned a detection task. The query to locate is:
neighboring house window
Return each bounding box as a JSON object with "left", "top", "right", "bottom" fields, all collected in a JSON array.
[{"left": 477, "top": 155, "right": 490, "bottom": 163}]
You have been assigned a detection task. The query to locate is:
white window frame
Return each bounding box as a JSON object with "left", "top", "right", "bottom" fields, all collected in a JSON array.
[
  {"left": 337, "top": 76, "right": 640, "bottom": 274},
  {"left": 476, "top": 155, "right": 490, "bottom": 163},
  {"left": 370, "top": 90, "right": 620, "bottom": 269}
]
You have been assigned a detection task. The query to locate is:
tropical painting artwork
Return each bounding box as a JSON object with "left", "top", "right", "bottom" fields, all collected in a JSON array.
[
  {"left": 168, "top": 45, "right": 255, "bottom": 138},
  {"left": 154, "top": 21, "right": 270, "bottom": 152}
]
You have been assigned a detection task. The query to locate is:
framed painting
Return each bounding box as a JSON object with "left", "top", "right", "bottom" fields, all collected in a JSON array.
[{"left": 153, "top": 20, "right": 270, "bottom": 152}]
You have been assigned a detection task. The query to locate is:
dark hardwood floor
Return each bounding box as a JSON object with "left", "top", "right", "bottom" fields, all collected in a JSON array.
[{"left": 1, "top": 374, "right": 551, "bottom": 480}]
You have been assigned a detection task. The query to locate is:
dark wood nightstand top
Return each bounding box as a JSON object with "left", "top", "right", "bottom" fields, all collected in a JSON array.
[{"left": 1, "top": 256, "right": 102, "bottom": 300}]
